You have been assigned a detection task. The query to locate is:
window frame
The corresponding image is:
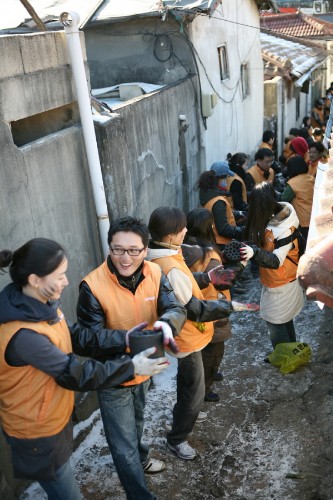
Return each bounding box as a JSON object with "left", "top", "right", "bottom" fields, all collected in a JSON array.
[{"left": 217, "top": 44, "right": 229, "bottom": 81}]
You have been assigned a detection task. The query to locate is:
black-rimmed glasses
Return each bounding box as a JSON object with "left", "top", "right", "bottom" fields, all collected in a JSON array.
[{"left": 110, "top": 247, "right": 145, "bottom": 256}]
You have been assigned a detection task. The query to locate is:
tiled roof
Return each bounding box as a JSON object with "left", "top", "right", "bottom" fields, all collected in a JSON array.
[
  {"left": 260, "top": 32, "right": 327, "bottom": 82},
  {"left": 260, "top": 12, "right": 333, "bottom": 38}
]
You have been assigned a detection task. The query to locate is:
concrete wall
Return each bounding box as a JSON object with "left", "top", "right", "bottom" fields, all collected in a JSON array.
[{"left": 95, "top": 77, "right": 203, "bottom": 221}]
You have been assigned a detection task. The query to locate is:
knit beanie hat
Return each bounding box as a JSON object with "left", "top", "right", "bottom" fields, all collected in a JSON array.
[{"left": 290, "top": 137, "right": 308, "bottom": 157}]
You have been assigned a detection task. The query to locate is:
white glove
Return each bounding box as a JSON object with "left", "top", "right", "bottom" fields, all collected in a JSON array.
[
  {"left": 153, "top": 320, "right": 179, "bottom": 354},
  {"left": 239, "top": 245, "right": 254, "bottom": 261},
  {"left": 132, "top": 348, "right": 170, "bottom": 376}
]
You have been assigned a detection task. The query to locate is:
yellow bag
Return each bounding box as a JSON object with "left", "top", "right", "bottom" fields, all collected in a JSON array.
[{"left": 268, "top": 342, "right": 312, "bottom": 374}]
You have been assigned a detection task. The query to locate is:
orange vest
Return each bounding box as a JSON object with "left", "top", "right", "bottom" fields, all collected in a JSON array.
[
  {"left": 260, "top": 228, "right": 300, "bottom": 288},
  {"left": 151, "top": 253, "right": 214, "bottom": 352},
  {"left": 204, "top": 196, "right": 235, "bottom": 245},
  {"left": 0, "top": 314, "right": 74, "bottom": 439},
  {"left": 84, "top": 260, "right": 162, "bottom": 386},
  {"left": 287, "top": 174, "right": 314, "bottom": 227},
  {"left": 226, "top": 174, "right": 247, "bottom": 210},
  {"left": 247, "top": 164, "right": 275, "bottom": 185},
  {"left": 189, "top": 250, "right": 231, "bottom": 302},
  {"left": 311, "top": 106, "right": 324, "bottom": 128},
  {"left": 258, "top": 141, "right": 273, "bottom": 150}
]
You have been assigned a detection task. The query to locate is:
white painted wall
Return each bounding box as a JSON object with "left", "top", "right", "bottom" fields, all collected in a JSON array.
[{"left": 188, "top": 0, "right": 263, "bottom": 167}]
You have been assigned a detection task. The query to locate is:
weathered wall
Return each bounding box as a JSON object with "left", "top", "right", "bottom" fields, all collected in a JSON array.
[{"left": 95, "top": 77, "right": 203, "bottom": 222}]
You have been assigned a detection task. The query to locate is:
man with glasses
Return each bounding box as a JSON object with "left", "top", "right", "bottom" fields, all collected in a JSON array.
[
  {"left": 76, "top": 216, "right": 186, "bottom": 500},
  {"left": 245, "top": 148, "right": 275, "bottom": 194}
]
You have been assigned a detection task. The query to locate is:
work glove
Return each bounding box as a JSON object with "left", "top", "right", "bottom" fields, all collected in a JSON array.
[
  {"left": 125, "top": 322, "right": 148, "bottom": 347},
  {"left": 153, "top": 320, "right": 179, "bottom": 354},
  {"left": 132, "top": 348, "right": 170, "bottom": 376},
  {"left": 208, "top": 265, "right": 235, "bottom": 286},
  {"left": 239, "top": 245, "right": 254, "bottom": 261},
  {"left": 231, "top": 301, "right": 260, "bottom": 312}
]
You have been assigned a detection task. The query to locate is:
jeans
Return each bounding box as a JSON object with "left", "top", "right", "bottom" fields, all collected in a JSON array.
[
  {"left": 167, "top": 351, "right": 205, "bottom": 446},
  {"left": 266, "top": 319, "right": 296, "bottom": 348},
  {"left": 98, "top": 379, "right": 155, "bottom": 500},
  {"left": 39, "top": 460, "right": 82, "bottom": 500}
]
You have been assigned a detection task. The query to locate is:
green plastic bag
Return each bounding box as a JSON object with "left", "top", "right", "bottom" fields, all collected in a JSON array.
[{"left": 268, "top": 342, "right": 312, "bottom": 374}]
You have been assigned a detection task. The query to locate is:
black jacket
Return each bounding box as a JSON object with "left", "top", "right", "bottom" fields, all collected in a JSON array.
[
  {"left": 199, "top": 188, "right": 244, "bottom": 241},
  {"left": 76, "top": 260, "right": 187, "bottom": 362}
]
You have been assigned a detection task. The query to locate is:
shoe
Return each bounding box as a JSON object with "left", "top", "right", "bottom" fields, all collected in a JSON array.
[
  {"left": 143, "top": 458, "right": 166, "bottom": 474},
  {"left": 204, "top": 392, "right": 220, "bottom": 402},
  {"left": 167, "top": 441, "right": 197, "bottom": 460},
  {"left": 213, "top": 372, "right": 224, "bottom": 381},
  {"left": 196, "top": 411, "right": 208, "bottom": 423}
]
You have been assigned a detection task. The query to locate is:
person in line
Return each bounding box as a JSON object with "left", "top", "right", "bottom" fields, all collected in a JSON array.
[
  {"left": 226, "top": 152, "right": 249, "bottom": 212},
  {"left": 311, "top": 98, "right": 326, "bottom": 130},
  {"left": 240, "top": 183, "right": 305, "bottom": 349},
  {"left": 313, "top": 128, "right": 325, "bottom": 143},
  {"left": 301, "top": 116, "right": 313, "bottom": 136},
  {"left": 76, "top": 216, "right": 187, "bottom": 500},
  {"left": 308, "top": 141, "right": 328, "bottom": 177},
  {"left": 288, "top": 136, "right": 309, "bottom": 165},
  {"left": 0, "top": 238, "right": 169, "bottom": 500},
  {"left": 259, "top": 130, "right": 275, "bottom": 151},
  {"left": 198, "top": 161, "right": 245, "bottom": 249},
  {"left": 245, "top": 148, "right": 275, "bottom": 195},
  {"left": 147, "top": 206, "right": 259, "bottom": 460},
  {"left": 280, "top": 156, "right": 315, "bottom": 243},
  {"left": 182, "top": 208, "right": 232, "bottom": 402}
]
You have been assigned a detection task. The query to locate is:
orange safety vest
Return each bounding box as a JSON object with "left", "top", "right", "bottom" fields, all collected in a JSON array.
[
  {"left": 189, "top": 250, "right": 231, "bottom": 302},
  {"left": 83, "top": 260, "right": 162, "bottom": 386},
  {"left": 151, "top": 253, "right": 214, "bottom": 352},
  {"left": 0, "top": 314, "right": 74, "bottom": 439},
  {"left": 260, "top": 228, "right": 300, "bottom": 288},
  {"left": 226, "top": 174, "right": 247, "bottom": 210},
  {"left": 258, "top": 141, "right": 273, "bottom": 150},
  {"left": 247, "top": 164, "right": 275, "bottom": 186},
  {"left": 204, "top": 195, "right": 235, "bottom": 245},
  {"left": 287, "top": 174, "right": 314, "bottom": 227}
]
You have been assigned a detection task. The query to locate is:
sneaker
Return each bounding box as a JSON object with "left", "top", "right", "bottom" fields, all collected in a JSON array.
[
  {"left": 196, "top": 411, "right": 208, "bottom": 423},
  {"left": 204, "top": 392, "right": 220, "bottom": 402},
  {"left": 143, "top": 458, "right": 166, "bottom": 474},
  {"left": 213, "top": 372, "right": 224, "bottom": 382},
  {"left": 167, "top": 441, "right": 197, "bottom": 460}
]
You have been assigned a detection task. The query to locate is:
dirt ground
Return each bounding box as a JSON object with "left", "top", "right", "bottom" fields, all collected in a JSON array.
[{"left": 22, "top": 272, "right": 333, "bottom": 500}]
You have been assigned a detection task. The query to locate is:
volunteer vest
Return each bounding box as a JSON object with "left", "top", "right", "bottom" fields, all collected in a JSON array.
[
  {"left": 287, "top": 174, "right": 314, "bottom": 227},
  {"left": 260, "top": 228, "right": 299, "bottom": 288},
  {"left": 204, "top": 196, "right": 235, "bottom": 245},
  {"left": 151, "top": 253, "right": 214, "bottom": 352},
  {"left": 247, "top": 164, "right": 274, "bottom": 185},
  {"left": 226, "top": 174, "right": 247, "bottom": 210},
  {"left": 83, "top": 260, "right": 162, "bottom": 386},
  {"left": 258, "top": 142, "right": 273, "bottom": 150},
  {"left": 189, "top": 250, "right": 231, "bottom": 302},
  {"left": 0, "top": 314, "right": 74, "bottom": 439}
]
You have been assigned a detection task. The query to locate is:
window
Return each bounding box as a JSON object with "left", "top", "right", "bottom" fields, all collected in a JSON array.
[
  {"left": 218, "top": 45, "right": 229, "bottom": 81},
  {"left": 241, "top": 63, "right": 249, "bottom": 99}
]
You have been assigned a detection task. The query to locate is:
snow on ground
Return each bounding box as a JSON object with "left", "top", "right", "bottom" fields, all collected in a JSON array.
[{"left": 20, "top": 274, "right": 333, "bottom": 499}]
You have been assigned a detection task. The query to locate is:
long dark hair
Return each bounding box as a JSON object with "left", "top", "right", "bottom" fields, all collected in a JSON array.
[
  {"left": 148, "top": 207, "right": 186, "bottom": 241},
  {"left": 196, "top": 170, "right": 219, "bottom": 190},
  {"left": 0, "top": 238, "right": 66, "bottom": 286},
  {"left": 227, "top": 152, "right": 248, "bottom": 181},
  {"left": 185, "top": 208, "right": 222, "bottom": 263},
  {"left": 244, "top": 183, "right": 282, "bottom": 247}
]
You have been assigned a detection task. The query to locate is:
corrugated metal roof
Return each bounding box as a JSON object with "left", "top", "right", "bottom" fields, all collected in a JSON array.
[{"left": 260, "top": 31, "right": 327, "bottom": 81}]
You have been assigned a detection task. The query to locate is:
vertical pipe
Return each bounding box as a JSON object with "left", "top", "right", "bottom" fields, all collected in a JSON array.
[{"left": 60, "top": 11, "right": 109, "bottom": 257}]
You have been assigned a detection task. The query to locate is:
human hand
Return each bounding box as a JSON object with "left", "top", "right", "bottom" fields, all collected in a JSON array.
[
  {"left": 208, "top": 265, "right": 235, "bottom": 286},
  {"left": 153, "top": 320, "right": 179, "bottom": 354},
  {"left": 239, "top": 245, "right": 254, "bottom": 261},
  {"left": 132, "top": 348, "right": 170, "bottom": 376},
  {"left": 231, "top": 301, "right": 260, "bottom": 312},
  {"left": 125, "top": 322, "right": 148, "bottom": 347}
]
